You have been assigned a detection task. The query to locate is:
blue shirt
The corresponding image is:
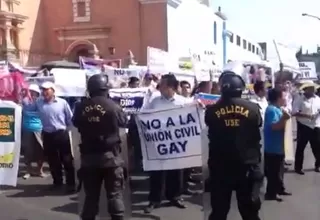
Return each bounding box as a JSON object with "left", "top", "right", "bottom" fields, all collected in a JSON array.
[
  {"left": 34, "top": 97, "right": 73, "bottom": 133},
  {"left": 264, "top": 105, "right": 284, "bottom": 155},
  {"left": 22, "top": 98, "right": 42, "bottom": 132}
]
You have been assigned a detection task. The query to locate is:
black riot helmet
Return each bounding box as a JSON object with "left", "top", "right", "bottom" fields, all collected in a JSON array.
[
  {"left": 87, "top": 74, "right": 108, "bottom": 96},
  {"left": 219, "top": 71, "right": 245, "bottom": 98}
]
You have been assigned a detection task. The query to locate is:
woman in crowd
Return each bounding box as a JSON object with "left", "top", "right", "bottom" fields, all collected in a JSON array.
[{"left": 21, "top": 84, "right": 47, "bottom": 179}]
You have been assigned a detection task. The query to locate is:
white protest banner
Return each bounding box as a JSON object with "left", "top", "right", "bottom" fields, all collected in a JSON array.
[
  {"left": 298, "top": 62, "right": 317, "bottom": 79},
  {"left": 136, "top": 104, "right": 203, "bottom": 171},
  {"left": 51, "top": 68, "right": 87, "bottom": 97},
  {"left": 0, "top": 100, "right": 21, "bottom": 186},
  {"left": 26, "top": 76, "right": 54, "bottom": 87}
]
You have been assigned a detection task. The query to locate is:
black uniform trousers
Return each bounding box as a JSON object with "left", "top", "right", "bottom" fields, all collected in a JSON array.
[
  {"left": 295, "top": 122, "right": 320, "bottom": 171},
  {"left": 264, "top": 153, "right": 285, "bottom": 196},
  {"left": 183, "top": 168, "right": 192, "bottom": 190},
  {"left": 148, "top": 169, "right": 183, "bottom": 203},
  {"left": 80, "top": 166, "right": 125, "bottom": 220},
  {"left": 209, "top": 164, "right": 262, "bottom": 220},
  {"left": 42, "top": 130, "right": 75, "bottom": 186}
]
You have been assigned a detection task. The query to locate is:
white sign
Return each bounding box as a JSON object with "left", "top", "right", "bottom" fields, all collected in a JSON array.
[
  {"left": 136, "top": 104, "right": 203, "bottom": 171},
  {"left": 170, "top": 70, "right": 196, "bottom": 89},
  {"left": 51, "top": 68, "right": 87, "bottom": 97},
  {"left": 104, "top": 66, "right": 143, "bottom": 82},
  {"left": 147, "top": 47, "right": 170, "bottom": 72},
  {"left": 273, "top": 40, "right": 300, "bottom": 74},
  {"left": 298, "top": 62, "right": 317, "bottom": 79},
  {"left": 190, "top": 49, "right": 217, "bottom": 81},
  {"left": 0, "top": 100, "right": 21, "bottom": 186},
  {"left": 147, "top": 47, "right": 179, "bottom": 73},
  {"left": 284, "top": 119, "right": 294, "bottom": 162}
]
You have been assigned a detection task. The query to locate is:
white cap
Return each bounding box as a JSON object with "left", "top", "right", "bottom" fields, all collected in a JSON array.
[
  {"left": 28, "top": 84, "right": 40, "bottom": 94},
  {"left": 41, "top": 81, "right": 56, "bottom": 91}
]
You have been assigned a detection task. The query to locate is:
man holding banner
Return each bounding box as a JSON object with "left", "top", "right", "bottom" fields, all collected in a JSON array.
[
  {"left": 205, "top": 71, "right": 263, "bottom": 220},
  {"left": 142, "top": 74, "right": 193, "bottom": 213}
]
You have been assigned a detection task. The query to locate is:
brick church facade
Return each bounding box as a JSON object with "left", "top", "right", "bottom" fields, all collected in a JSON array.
[{"left": 0, "top": 0, "right": 187, "bottom": 67}]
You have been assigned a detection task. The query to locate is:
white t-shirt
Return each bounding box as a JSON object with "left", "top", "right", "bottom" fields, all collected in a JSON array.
[
  {"left": 250, "top": 95, "right": 268, "bottom": 121},
  {"left": 292, "top": 95, "right": 320, "bottom": 128},
  {"left": 142, "top": 93, "right": 193, "bottom": 111},
  {"left": 284, "top": 91, "right": 293, "bottom": 112}
]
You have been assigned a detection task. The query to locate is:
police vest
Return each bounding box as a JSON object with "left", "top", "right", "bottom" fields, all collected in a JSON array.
[{"left": 77, "top": 98, "right": 121, "bottom": 155}]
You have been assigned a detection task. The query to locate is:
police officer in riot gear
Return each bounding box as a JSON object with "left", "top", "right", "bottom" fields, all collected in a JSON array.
[
  {"left": 73, "top": 74, "right": 127, "bottom": 220},
  {"left": 205, "top": 71, "right": 263, "bottom": 220}
]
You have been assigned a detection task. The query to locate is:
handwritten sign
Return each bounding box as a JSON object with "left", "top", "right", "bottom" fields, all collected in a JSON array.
[{"left": 0, "top": 108, "right": 15, "bottom": 142}]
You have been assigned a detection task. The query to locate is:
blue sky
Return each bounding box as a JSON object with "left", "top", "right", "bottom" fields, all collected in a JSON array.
[{"left": 211, "top": 0, "right": 320, "bottom": 52}]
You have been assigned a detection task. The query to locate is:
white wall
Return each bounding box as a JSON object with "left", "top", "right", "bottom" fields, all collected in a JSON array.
[
  {"left": 166, "top": 0, "right": 224, "bottom": 67},
  {"left": 225, "top": 24, "right": 263, "bottom": 63}
]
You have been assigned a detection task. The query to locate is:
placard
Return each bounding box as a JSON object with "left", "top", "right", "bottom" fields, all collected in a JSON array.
[
  {"left": 147, "top": 47, "right": 170, "bottom": 72},
  {"left": 109, "top": 87, "right": 149, "bottom": 113},
  {"left": 0, "top": 108, "right": 15, "bottom": 142},
  {"left": 273, "top": 40, "right": 300, "bottom": 74},
  {"left": 0, "top": 101, "right": 21, "bottom": 186},
  {"left": 190, "top": 49, "right": 217, "bottom": 81},
  {"left": 136, "top": 104, "right": 203, "bottom": 171},
  {"left": 51, "top": 68, "right": 87, "bottom": 97},
  {"left": 298, "top": 62, "right": 317, "bottom": 79},
  {"left": 284, "top": 118, "right": 294, "bottom": 162}
]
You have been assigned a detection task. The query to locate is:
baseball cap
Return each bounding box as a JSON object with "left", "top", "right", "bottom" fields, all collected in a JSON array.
[
  {"left": 41, "top": 81, "right": 56, "bottom": 91},
  {"left": 28, "top": 84, "right": 41, "bottom": 94}
]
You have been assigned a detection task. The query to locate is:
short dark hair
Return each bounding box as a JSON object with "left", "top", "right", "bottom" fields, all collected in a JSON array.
[
  {"left": 180, "top": 80, "right": 190, "bottom": 88},
  {"left": 268, "top": 88, "right": 284, "bottom": 103},
  {"left": 128, "top": 76, "right": 139, "bottom": 84},
  {"left": 161, "top": 74, "right": 179, "bottom": 90},
  {"left": 253, "top": 81, "right": 265, "bottom": 94}
]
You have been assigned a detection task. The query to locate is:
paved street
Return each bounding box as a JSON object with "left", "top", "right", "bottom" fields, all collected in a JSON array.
[{"left": 0, "top": 145, "right": 319, "bottom": 220}]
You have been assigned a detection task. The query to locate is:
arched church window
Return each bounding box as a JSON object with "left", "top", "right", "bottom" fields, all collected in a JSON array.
[{"left": 72, "top": 0, "right": 91, "bottom": 22}]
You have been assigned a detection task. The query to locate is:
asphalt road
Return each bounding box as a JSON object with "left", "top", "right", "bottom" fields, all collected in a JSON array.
[{"left": 0, "top": 146, "right": 319, "bottom": 220}]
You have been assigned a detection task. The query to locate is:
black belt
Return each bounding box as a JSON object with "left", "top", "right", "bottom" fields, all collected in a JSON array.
[{"left": 42, "top": 129, "right": 66, "bottom": 136}]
